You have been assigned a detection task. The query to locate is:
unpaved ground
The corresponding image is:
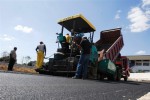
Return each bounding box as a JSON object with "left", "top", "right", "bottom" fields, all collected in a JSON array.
[{"left": 0, "top": 64, "right": 37, "bottom": 74}]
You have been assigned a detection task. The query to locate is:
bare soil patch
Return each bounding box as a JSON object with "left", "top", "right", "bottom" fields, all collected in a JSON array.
[{"left": 0, "top": 64, "right": 38, "bottom": 74}]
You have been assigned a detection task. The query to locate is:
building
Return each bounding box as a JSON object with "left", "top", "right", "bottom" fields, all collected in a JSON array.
[{"left": 127, "top": 55, "right": 150, "bottom": 72}]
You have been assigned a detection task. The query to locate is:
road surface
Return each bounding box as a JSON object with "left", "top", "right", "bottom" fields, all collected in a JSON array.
[{"left": 0, "top": 72, "right": 149, "bottom": 100}]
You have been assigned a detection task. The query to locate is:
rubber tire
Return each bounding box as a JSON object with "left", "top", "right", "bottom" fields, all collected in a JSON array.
[
  {"left": 99, "top": 73, "right": 104, "bottom": 80},
  {"left": 113, "top": 72, "right": 117, "bottom": 81},
  {"left": 116, "top": 69, "right": 121, "bottom": 81},
  {"left": 124, "top": 76, "right": 128, "bottom": 81},
  {"left": 108, "top": 72, "right": 117, "bottom": 81}
]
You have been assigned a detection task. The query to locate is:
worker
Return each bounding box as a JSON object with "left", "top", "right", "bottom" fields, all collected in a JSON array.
[
  {"left": 8, "top": 47, "right": 17, "bottom": 71},
  {"left": 35, "top": 41, "right": 46, "bottom": 69},
  {"left": 65, "top": 33, "right": 71, "bottom": 44},
  {"left": 98, "top": 49, "right": 105, "bottom": 62},
  {"left": 56, "top": 33, "right": 66, "bottom": 48},
  {"left": 90, "top": 43, "right": 98, "bottom": 66},
  {"left": 65, "top": 33, "right": 71, "bottom": 51},
  {"left": 89, "top": 43, "right": 98, "bottom": 79},
  {"left": 72, "top": 37, "right": 91, "bottom": 79},
  {"left": 74, "top": 33, "right": 84, "bottom": 45}
]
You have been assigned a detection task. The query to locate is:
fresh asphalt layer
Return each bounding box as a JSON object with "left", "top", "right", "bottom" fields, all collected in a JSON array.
[{"left": 0, "top": 71, "right": 150, "bottom": 100}]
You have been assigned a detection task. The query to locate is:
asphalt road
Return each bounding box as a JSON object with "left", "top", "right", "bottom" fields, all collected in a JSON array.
[{"left": 0, "top": 72, "right": 150, "bottom": 100}]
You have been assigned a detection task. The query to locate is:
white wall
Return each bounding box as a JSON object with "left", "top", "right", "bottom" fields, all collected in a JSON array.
[{"left": 131, "top": 66, "right": 150, "bottom": 72}]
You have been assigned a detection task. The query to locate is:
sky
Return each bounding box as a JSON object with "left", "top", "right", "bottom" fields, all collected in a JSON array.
[{"left": 0, "top": 0, "right": 150, "bottom": 64}]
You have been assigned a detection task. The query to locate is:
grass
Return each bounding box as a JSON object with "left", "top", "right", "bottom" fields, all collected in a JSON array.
[{"left": 0, "top": 64, "right": 38, "bottom": 74}]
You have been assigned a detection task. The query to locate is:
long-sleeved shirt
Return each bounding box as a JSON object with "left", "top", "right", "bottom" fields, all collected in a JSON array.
[
  {"left": 36, "top": 44, "right": 46, "bottom": 54},
  {"left": 10, "top": 50, "right": 17, "bottom": 60},
  {"left": 80, "top": 39, "right": 91, "bottom": 54}
]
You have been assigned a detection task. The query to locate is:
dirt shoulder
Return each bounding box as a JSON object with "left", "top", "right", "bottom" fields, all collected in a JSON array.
[{"left": 0, "top": 64, "right": 38, "bottom": 74}]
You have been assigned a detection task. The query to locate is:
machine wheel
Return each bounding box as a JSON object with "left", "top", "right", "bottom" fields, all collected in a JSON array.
[
  {"left": 38, "top": 69, "right": 46, "bottom": 74},
  {"left": 116, "top": 68, "right": 121, "bottom": 81},
  {"left": 113, "top": 72, "right": 117, "bottom": 81},
  {"left": 97, "top": 71, "right": 104, "bottom": 80},
  {"left": 124, "top": 76, "right": 128, "bottom": 81},
  {"left": 107, "top": 77, "right": 112, "bottom": 81},
  {"left": 108, "top": 72, "right": 117, "bottom": 81},
  {"left": 99, "top": 73, "right": 104, "bottom": 80}
]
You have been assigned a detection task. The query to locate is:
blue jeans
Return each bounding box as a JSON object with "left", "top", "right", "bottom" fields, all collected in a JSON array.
[{"left": 75, "top": 54, "right": 90, "bottom": 78}]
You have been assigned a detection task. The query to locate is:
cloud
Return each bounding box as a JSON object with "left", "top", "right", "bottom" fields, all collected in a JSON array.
[
  {"left": 135, "top": 50, "right": 146, "bottom": 55},
  {"left": 127, "top": 7, "right": 150, "bottom": 32},
  {"left": 0, "top": 34, "right": 15, "bottom": 41},
  {"left": 14, "top": 25, "right": 33, "bottom": 33},
  {"left": 115, "top": 10, "right": 121, "bottom": 20},
  {"left": 142, "top": 0, "right": 150, "bottom": 19},
  {"left": 127, "top": 0, "right": 150, "bottom": 32},
  {"left": 142, "top": 0, "right": 150, "bottom": 8}
]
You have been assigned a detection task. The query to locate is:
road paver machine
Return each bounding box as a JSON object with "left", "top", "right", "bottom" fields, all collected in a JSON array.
[{"left": 36, "top": 14, "right": 130, "bottom": 81}]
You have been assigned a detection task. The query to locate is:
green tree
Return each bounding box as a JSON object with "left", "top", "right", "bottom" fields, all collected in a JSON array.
[
  {"left": 0, "top": 51, "right": 9, "bottom": 62},
  {"left": 25, "top": 56, "right": 31, "bottom": 65}
]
